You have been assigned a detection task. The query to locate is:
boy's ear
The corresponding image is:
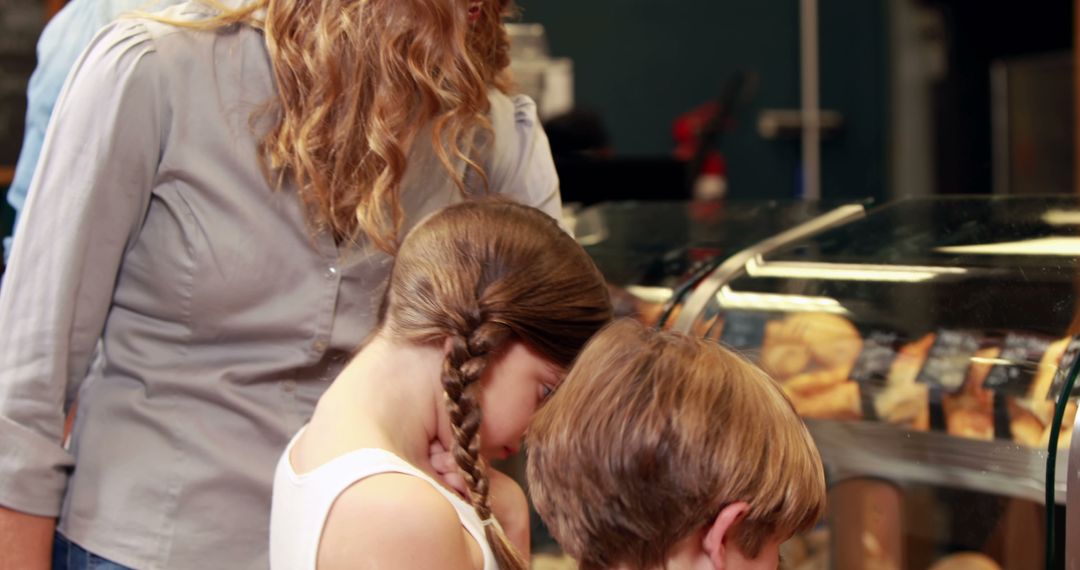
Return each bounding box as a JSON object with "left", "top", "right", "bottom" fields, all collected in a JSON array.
[{"left": 702, "top": 502, "right": 751, "bottom": 569}]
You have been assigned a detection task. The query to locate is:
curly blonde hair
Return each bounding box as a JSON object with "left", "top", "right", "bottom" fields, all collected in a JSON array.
[{"left": 152, "top": 0, "right": 515, "bottom": 252}]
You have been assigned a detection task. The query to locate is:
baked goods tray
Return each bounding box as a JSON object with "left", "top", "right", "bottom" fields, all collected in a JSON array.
[{"left": 806, "top": 419, "right": 1068, "bottom": 504}]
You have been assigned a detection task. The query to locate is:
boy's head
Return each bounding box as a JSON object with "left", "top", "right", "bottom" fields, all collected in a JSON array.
[{"left": 526, "top": 319, "right": 826, "bottom": 570}]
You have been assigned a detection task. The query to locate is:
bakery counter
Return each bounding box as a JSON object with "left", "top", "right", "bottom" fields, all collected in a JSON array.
[{"left": 655, "top": 195, "right": 1080, "bottom": 569}]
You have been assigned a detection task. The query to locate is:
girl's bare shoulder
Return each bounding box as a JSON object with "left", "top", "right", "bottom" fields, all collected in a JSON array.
[{"left": 316, "top": 472, "right": 480, "bottom": 570}]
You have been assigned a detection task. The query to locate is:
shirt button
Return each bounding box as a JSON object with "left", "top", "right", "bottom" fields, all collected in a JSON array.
[
  {"left": 283, "top": 380, "right": 297, "bottom": 393},
  {"left": 314, "top": 339, "right": 329, "bottom": 352},
  {"left": 325, "top": 266, "right": 338, "bottom": 280}
]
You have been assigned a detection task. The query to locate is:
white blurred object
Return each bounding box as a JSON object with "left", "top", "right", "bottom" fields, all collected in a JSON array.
[
  {"left": 693, "top": 173, "right": 727, "bottom": 201},
  {"left": 506, "top": 23, "right": 574, "bottom": 120}
]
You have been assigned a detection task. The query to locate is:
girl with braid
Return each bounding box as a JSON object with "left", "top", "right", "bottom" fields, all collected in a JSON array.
[{"left": 270, "top": 201, "right": 613, "bottom": 570}]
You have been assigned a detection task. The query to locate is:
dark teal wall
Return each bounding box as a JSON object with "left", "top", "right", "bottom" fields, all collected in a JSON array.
[
  {"left": 516, "top": 0, "right": 887, "bottom": 201},
  {"left": 819, "top": 0, "right": 889, "bottom": 201}
]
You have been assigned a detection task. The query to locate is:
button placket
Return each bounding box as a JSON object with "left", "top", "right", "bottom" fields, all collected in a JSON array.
[{"left": 312, "top": 252, "right": 341, "bottom": 359}]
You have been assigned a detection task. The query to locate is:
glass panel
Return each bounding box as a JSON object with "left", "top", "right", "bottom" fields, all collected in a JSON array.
[
  {"left": 671, "top": 196, "right": 1080, "bottom": 570},
  {"left": 571, "top": 199, "right": 846, "bottom": 327}
]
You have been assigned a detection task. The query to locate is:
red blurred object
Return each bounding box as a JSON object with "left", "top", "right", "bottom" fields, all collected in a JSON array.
[
  {"left": 673, "top": 100, "right": 729, "bottom": 194},
  {"left": 672, "top": 101, "right": 723, "bottom": 161},
  {"left": 674, "top": 100, "right": 730, "bottom": 208}
]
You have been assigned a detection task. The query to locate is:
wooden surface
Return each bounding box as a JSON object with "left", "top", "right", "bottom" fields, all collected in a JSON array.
[
  {"left": 829, "top": 478, "right": 906, "bottom": 570},
  {"left": 0, "top": 166, "right": 13, "bottom": 187}
]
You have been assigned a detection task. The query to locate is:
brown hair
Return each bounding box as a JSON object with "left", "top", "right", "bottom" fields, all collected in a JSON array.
[
  {"left": 380, "top": 200, "right": 613, "bottom": 570},
  {"left": 148, "top": 0, "right": 515, "bottom": 252},
  {"left": 527, "top": 319, "right": 826, "bottom": 570}
]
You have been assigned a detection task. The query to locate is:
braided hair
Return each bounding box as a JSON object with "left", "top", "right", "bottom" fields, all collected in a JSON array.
[{"left": 380, "top": 200, "right": 612, "bottom": 569}]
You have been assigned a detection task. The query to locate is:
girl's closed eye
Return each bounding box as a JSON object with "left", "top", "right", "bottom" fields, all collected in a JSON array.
[
  {"left": 539, "top": 383, "right": 555, "bottom": 402},
  {"left": 537, "top": 365, "right": 564, "bottom": 404}
]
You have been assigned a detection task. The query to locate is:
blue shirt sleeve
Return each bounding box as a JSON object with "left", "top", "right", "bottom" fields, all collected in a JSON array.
[{"left": 5, "top": 0, "right": 174, "bottom": 261}]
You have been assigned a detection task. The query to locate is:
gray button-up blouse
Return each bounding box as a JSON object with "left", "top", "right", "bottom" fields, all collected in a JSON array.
[{"left": 0, "top": 4, "right": 562, "bottom": 569}]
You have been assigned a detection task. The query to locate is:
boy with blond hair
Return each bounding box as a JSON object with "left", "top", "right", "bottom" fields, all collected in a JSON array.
[{"left": 527, "top": 319, "right": 826, "bottom": 570}]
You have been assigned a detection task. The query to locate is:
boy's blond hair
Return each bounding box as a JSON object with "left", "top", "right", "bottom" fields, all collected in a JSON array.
[{"left": 527, "top": 319, "right": 826, "bottom": 570}]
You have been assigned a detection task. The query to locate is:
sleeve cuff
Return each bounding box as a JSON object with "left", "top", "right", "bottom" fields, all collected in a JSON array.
[{"left": 0, "top": 415, "right": 73, "bottom": 516}]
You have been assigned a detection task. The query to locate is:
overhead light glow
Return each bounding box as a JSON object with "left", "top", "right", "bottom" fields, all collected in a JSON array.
[
  {"left": 1041, "top": 209, "right": 1080, "bottom": 226},
  {"left": 625, "top": 285, "right": 673, "bottom": 304},
  {"left": 746, "top": 258, "right": 967, "bottom": 282},
  {"left": 936, "top": 237, "right": 1080, "bottom": 257},
  {"left": 715, "top": 286, "right": 851, "bottom": 315}
]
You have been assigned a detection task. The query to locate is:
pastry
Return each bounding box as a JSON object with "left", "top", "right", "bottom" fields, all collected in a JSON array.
[
  {"left": 874, "top": 382, "right": 929, "bottom": 429},
  {"left": 763, "top": 314, "right": 861, "bottom": 366},
  {"left": 759, "top": 313, "right": 865, "bottom": 420},
  {"left": 888, "top": 334, "right": 936, "bottom": 384},
  {"left": 873, "top": 334, "right": 934, "bottom": 430},
  {"left": 785, "top": 367, "right": 850, "bottom": 397},
  {"left": 942, "top": 347, "right": 998, "bottom": 441},
  {"left": 946, "top": 408, "right": 994, "bottom": 440},
  {"left": 1028, "top": 337, "right": 1070, "bottom": 401},
  {"left": 1008, "top": 400, "right": 1046, "bottom": 447},
  {"left": 1000, "top": 336, "right": 1074, "bottom": 447},
  {"left": 1039, "top": 401, "right": 1077, "bottom": 449},
  {"left": 927, "top": 552, "right": 1002, "bottom": 570},
  {"left": 798, "top": 314, "right": 863, "bottom": 370},
  {"left": 762, "top": 313, "right": 863, "bottom": 374},
  {"left": 789, "top": 381, "right": 861, "bottom": 420},
  {"left": 761, "top": 324, "right": 811, "bottom": 379}
]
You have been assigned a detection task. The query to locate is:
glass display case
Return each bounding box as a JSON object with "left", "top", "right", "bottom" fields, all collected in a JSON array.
[
  {"left": 661, "top": 195, "right": 1080, "bottom": 569},
  {"left": 569, "top": 200, "right": 852, "bottom": 324}
]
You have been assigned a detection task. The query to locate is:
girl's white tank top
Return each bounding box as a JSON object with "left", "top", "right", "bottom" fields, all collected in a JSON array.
[{"left": 269, "top": 427, "right": 498, "bottom": 570}]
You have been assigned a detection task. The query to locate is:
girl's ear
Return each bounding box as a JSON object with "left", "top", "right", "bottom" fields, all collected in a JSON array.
[
  {"left": 702, "top": 502, "right": 751, "bottom": 570},
  {"left": 443, "top": 336, "right": 454, "bottom": 356}
]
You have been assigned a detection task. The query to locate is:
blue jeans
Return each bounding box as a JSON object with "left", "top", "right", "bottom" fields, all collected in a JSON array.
[{"left": 53, "top": 533, "right": 134, "bottom": 570}]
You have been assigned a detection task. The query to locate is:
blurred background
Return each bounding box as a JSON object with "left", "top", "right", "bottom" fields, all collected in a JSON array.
[
  {"left": 504, "top": 0, "right": 1075, "bottom": 205},
  {"left": 2, "top": 1, "right": 1076, "bottom": 212}
]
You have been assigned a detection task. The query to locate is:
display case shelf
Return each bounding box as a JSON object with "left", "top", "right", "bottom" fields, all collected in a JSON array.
[{"left": 808, "top": 419, "right": 1067, "bottom": 504}]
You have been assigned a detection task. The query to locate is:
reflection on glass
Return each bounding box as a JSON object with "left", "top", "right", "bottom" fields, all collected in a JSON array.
[
  {"left": 746, "top": 256, "right": 969, "bottom": 282},
  {"left": 936, "top": 237, "right": 1080, "bottom": 257},
  {"left": 1041, "top": 209, "right": 1080, "bottom": 226},
  {"left": 715, "top": 286, "right": 850, "bottom": 316},
  {"left": 623, "top": 285, "right": 672, "bottom": 304}
]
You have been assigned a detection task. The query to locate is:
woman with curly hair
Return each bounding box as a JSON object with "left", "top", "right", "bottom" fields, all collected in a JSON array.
[{"left": 0, "top": 1, "right": 562, "bottom": 568}]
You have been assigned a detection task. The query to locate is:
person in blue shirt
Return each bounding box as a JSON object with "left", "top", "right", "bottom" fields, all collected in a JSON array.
[{"left": 6, "top": 0, "right": 182, "bottom": 261}]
